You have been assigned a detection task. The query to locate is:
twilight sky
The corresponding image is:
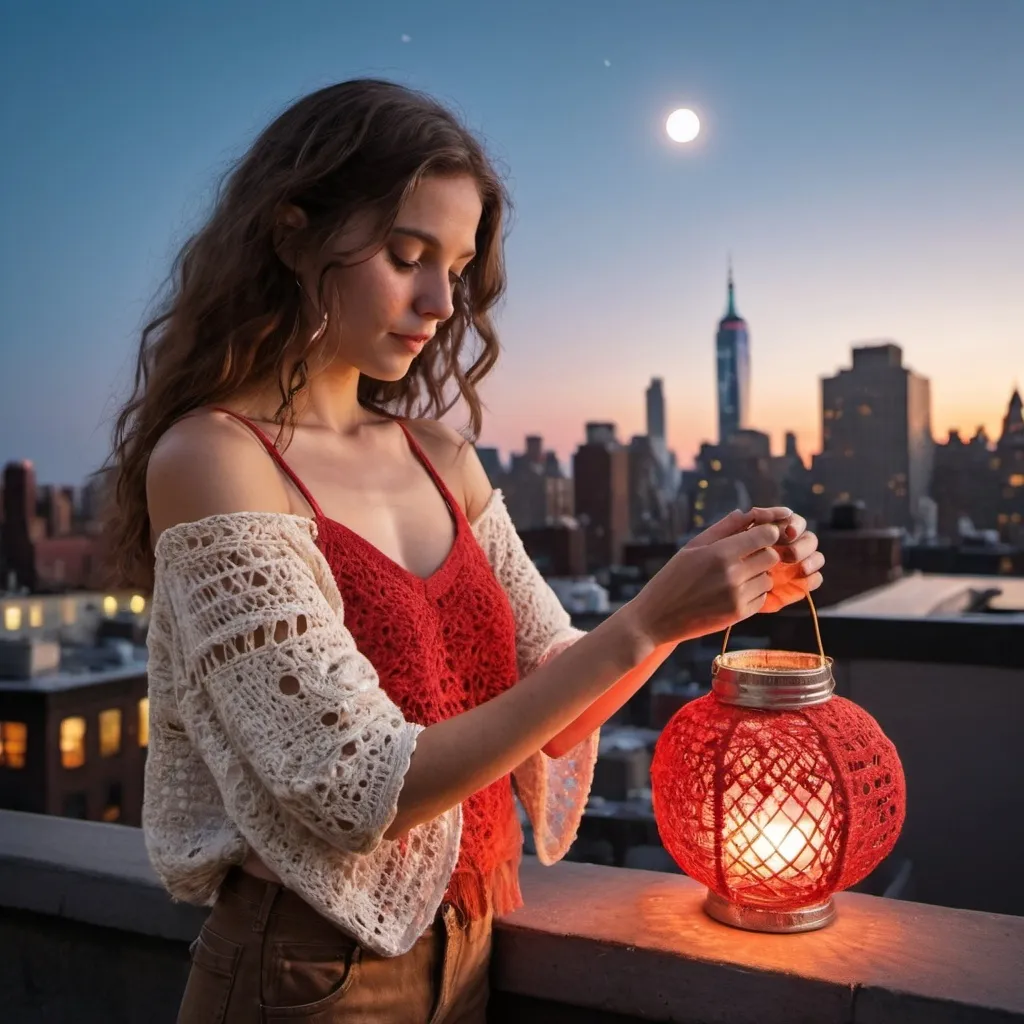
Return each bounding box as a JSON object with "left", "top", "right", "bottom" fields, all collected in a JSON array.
[{"left": 1, "top": 0, "right": 1022, "bottom": 485}]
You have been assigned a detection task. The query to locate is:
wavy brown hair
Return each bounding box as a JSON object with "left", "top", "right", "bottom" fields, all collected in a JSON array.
[{"left": 107, "top": 79, "right": 510, "bottom": 588}]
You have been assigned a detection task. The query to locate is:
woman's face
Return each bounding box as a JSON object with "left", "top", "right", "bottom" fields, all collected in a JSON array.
[{"left": 301, "top": 174, "right": 483, "bottom": 381}]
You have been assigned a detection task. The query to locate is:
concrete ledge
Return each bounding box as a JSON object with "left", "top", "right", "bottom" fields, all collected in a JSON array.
[
  {"left": 0, "top": 808, "right": 205, "bottom": 941},
  {"left": 499, "top": 859, "right": 1024, "bottom": 1023},
  {"left": 2, "top": 810, "right": 1022, "bottom": 1023}
]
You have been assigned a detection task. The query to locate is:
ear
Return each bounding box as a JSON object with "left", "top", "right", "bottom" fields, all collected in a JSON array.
[{"left": 273, "top": 203, "right": 309, "bottom": 271}]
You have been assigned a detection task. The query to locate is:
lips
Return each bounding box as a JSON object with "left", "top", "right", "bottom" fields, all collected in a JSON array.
[{"left": 392, "top": 333, "right": 431, "bottom": 354}]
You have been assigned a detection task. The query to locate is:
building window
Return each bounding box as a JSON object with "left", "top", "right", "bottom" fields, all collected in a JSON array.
[
  {"left": 61, "top": 599, "right": 77, "bottom": 626},
  {"left": 698, "top": 479, "right": 708, "bottom": 489},
  {"left": 138, "top": 698, "right": 150, "bottom": 748},
  {"left": 3, "top": 606, "right": 21, "bottom": 631},
  {"left": 62, "top": 791, "right": 88, "bottom": 819},
  {"left": 102, "top": 782, "right": 123, "bottom": 823},
  {"left": 99, "top": 709, "right": 122, "bottom": 757},
  {"left": 858, "top": 404, "right": 872, "bottom": 416},
  {"left": 991, "top": 457, "right": 1002, "bottom": 470},
  {"left": 709, "top": 459, "right": 722, "bottom": 472},
  {"left": 102, "top": 595, "right": 118, "bottom": 617},
  {"left": 129, "top": 594, "right": 146, "bottom": 615},
  {"left": 60, "top": 717, "right": 87, "bottom": 769},
  {"left": 811, "top": 483, "right": 825, "bottom": 495},
  {"left": 0, "top": 722, "right": 28, "bottom": 769},
  {"left": 28, "top": 603, "right": 43, "bottom": 628},
  {"left": 1009, "top": 474, "right": 1024, "bottom": 488},
  {"left": 823, "top": 409, "right": 835, "bottom": 420}
]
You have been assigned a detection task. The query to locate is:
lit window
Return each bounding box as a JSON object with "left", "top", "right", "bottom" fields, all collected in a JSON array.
[
  {"left": 998, "top": 514, "right": 1009, "bottom": 525},
  {"left": 99, "top": 709, "right": 122, "bottom": 757},
  {"left": 812, "top": 484, "right": 825, "bottom": 495},
  {"left": 823, "top": 409, "right": 835, "bottom": 420},
  {"left": 102, "top": 595, "right": 118, "bottom": 617},
  {"left": 1010, "top": 474, "right": 1024, "bottom": 488},
  {"left": 838, "top": 492, "right": 851, "bottom": 502},
  {"left": 698, "top": 480, "right": 709, "bottom": 489},
  {"left": 710, "top": 460, "right": 722, "bottom": 472},
  {"left": 693, "top": 515, "right": 704, "bottom": 527},
  {"left": 3, "top": 606, "right": 21, "bottom": 631},
  {"left": 138, "top": 698, "right": 150, "bottom": 748},
  {"left": 858, "top": 404, "right": 872, "bottom": 416},
  {"left": 60, "top": 717, "right": 87, "bottom": 769},
  {"left": 1013, "top": 513, "right": 1022, "bottom": 524},
  {"left": 129, "top": 594, "right": 146, "bottom": 615},
  {"left": 0, "top": 722, "right": 28, "bottom": 769},
  {"left": 61, "top": 599, "right": 77, "bottom": 626},
  {"left": 29, "top": 603, "right": 43, "bottom": 628},
  {"left": 991, "top": 458, "right": 1002, "bottom": 470}
]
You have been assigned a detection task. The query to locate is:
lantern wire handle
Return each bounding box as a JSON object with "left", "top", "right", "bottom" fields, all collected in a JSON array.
[{"left": 721, "top": 591, "right": 826, "bottom": 665}]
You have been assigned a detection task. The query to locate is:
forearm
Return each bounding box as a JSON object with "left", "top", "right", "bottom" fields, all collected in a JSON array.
[
  {"left": 385, "top": 607, "right": 651, "bottom": 838},
  {"left": 541, "top": 639, "right": 677, "bottom": 758}
]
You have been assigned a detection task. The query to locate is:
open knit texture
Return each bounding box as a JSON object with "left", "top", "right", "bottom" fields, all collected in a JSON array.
[
  {"left": 651, "top": 692, "right": 906, "bottom": 910},
  {"left": 144, "top": 490, "right": 596, "bottom": 957}
]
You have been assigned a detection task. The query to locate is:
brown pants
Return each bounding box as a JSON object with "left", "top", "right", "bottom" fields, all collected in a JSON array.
[{"left": 178, "top": 869, "right": 492, "bottom": 1023}]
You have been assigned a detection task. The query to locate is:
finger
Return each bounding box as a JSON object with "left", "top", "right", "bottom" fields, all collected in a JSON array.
[
  {"left": 748, "top": 506, "right": 793, "bottom": 526},
  {"left": 778, "top": 513, "right": 807, "bottom": 543},
  {"left": 777, "top": 531, "right": 818, "bottom": 563},
  {"left": 738, "top": 572, "right": 774, "bottom": 616},
  {"left": 698, "top": 508, "right": 756, "bottom": 544},
  {"left": 741, "top": 546, "right": 781, "bottom": 579},
  {"left": 798, "top": 551, "right": 825, "bottom": 577},
  {"left": 723, "top": 522, "right": 780, "bottom": 557},
  {"left": 804, "top": 571, "right": 823, "bottom": 592}
]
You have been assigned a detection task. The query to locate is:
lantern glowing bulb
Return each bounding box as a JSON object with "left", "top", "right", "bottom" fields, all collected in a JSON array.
[
  {"left": 666, "top": 108, "right": 700, "bottom": 143},
  {"left": 652, "top": 643, "right": 905, "bottom": 933}
]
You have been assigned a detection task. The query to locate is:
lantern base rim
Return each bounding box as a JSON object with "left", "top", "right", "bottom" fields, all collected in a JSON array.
[{"left": 703, "top": 891, "right": 836, "bottom": 933}]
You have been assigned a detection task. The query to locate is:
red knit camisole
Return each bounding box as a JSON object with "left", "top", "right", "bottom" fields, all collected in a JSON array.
[{"left": 214, "top": 410, "right": 524, "bottom": 921}]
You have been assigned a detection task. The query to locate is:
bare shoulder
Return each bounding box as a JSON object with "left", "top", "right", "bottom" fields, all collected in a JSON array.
[
  {"left": 147, "top": 409, "right": 292, "bottom": 540},
  {"left": 403, "top": 418, "right": 494, "bottom": 522}
]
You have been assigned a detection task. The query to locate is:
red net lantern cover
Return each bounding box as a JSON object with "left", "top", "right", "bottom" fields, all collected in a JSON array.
[{"left": 651, "top": 687, "right": 906, "bottom": 910}]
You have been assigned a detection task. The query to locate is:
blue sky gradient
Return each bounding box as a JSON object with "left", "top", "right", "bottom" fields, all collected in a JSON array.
[{"left": 2, "top": 0, "right": 1022, "bottom": 483}]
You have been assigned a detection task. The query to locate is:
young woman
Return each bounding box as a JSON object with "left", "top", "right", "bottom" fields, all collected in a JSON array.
[{"left": 109, "top": 79, "right": 823, "bottom": 1023}]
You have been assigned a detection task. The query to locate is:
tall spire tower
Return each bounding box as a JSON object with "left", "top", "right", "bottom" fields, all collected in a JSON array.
[{"left": 716, "top": 261, "right": 750, "bottom": 444}]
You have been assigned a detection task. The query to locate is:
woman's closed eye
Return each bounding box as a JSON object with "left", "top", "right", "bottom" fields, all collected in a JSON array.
[{"left": 388, "top": 249, "right": 466, "bottom": 287}]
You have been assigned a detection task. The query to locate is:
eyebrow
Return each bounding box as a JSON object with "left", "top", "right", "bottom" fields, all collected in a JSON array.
[{"left": 391, "top": 226, "right": 476, "bottom": 261}]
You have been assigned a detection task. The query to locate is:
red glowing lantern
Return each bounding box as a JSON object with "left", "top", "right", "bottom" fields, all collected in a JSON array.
[{"left": 651, "top": 601, "right": 906, "bottom": 932}]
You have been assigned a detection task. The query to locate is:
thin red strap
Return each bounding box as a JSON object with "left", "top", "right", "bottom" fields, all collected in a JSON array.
[
  {"left": 396, "top": 420, "right": 465, "bottom": 522},
  {"left": 209, "top": 407, "right": 325, "bottom": 519}
]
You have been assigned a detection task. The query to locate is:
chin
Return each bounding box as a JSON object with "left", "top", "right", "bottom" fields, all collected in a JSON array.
[{"left": 361, "top": 358, "right": 416, "bottom": 384}]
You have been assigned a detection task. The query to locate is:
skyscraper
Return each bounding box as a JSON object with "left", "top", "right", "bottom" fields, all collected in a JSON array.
[
  {"left": 573, "top": 423, "right": 629, "bottom": 571},
  {"left": 811, "top": 343, "right": 933, "bottom": 529},
  {"left": 716, "top": 267, "right": 750, "bottom": 445},
  {"left": 995, "top": 387, "right": 1024, "bottom": 543},
  {"left": 645, "top": 377, "right": 666, "bottom": 441}
]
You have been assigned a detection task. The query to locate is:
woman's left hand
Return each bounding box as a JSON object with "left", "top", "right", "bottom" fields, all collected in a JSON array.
[{"left": 685, "top": 506, "right": 824, "bottom": 613}]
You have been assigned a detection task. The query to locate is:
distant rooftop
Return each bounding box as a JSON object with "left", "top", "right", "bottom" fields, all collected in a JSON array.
[
  {"left": 0, "top": 657, "right": 148, "bottom": 694},
  {"left": 822, "top": 573, "right": 1024, "bottom": 621}
]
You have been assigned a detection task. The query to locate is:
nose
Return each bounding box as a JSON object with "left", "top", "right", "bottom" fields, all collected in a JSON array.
[{"left": 414, "top": 269, "right": 456, "bottom": 324}]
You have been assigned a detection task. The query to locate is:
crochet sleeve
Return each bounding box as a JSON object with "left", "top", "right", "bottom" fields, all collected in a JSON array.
[
  {"left": 470, "top": 490, "right": 599, "bottom": 865},
  {"left": 153, "top": 511, "right": 450, "bottom": 857}
]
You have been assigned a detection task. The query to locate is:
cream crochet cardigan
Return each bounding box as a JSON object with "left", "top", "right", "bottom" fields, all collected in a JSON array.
[{"left": 143, "top": 490, "right": 598, "bottom": 956}]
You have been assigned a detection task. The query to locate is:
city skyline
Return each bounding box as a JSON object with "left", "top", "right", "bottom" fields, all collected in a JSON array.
[{"left": 1, "top": 1, "right": 1022, "bottom": 483}]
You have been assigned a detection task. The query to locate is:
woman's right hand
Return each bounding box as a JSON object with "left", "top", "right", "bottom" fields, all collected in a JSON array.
[{"left": 622, "top": 518, "right": 782, "bottom": 649}]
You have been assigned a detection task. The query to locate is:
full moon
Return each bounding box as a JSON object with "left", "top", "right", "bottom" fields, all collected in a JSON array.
[{"left": 666, "top": 108, "right": 700, "bottom": 144}]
